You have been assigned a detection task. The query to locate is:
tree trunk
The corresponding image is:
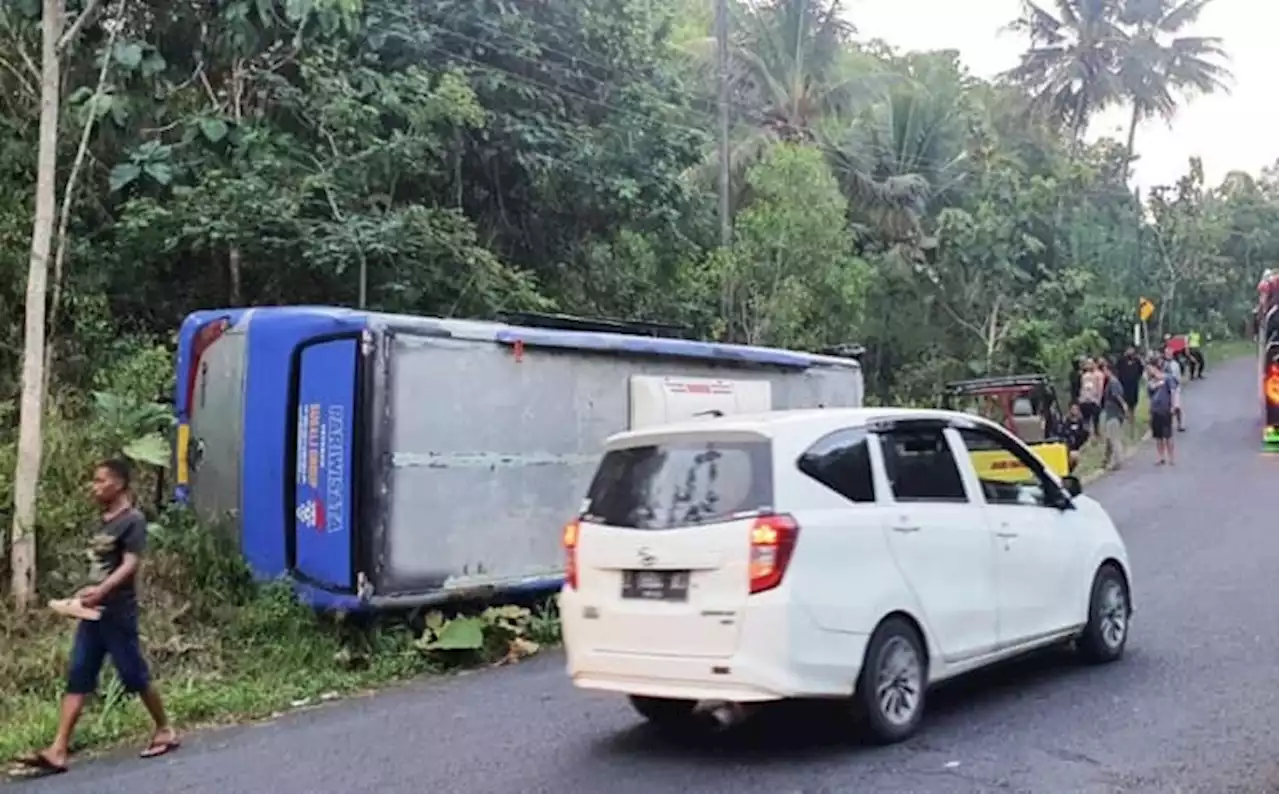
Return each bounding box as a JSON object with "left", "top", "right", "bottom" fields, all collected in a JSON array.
[
  {"left": 228, "top": 246, "right": 242, "bottom": 305},
  {"left": 44, "top": 9, "right": 120, "bottom": 396},
  {"left": 1068, "top": 88, "right": 1089, "bottom": 160},
  {"left": 10, "top": 0, "right": 63, "bottom": 609},
  {"left": 1123, "top": 104, "right": 1140, "bottom": 178},
  {"left": 1157, "top": 279, "right": 1177, "bottom": 341},
  {"left": 984, "top": 299, "right": 1001, "bottom": 374}
]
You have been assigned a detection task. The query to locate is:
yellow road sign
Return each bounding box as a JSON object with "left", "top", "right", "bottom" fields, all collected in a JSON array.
[{"left": 1138, "top": 298, "right": 1154, "bottom": 322}]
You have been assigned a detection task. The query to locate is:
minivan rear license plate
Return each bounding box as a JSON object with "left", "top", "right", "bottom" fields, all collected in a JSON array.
[{"left": 621, "top": 570, "right": 690, "bottom": 602}]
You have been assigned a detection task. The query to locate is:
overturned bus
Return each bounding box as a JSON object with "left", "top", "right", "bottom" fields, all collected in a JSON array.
[{"left": 173, "top": 307, "right": 865, "bottom": 611}]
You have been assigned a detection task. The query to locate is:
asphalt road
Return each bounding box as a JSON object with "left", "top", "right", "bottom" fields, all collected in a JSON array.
[{"left": 24, "top": 355, "right": 1279, "bottom": 794}]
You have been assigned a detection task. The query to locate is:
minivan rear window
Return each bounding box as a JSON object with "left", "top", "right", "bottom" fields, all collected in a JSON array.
[{"left": 582, "top": 439, "right": 773, "bottom": 530}]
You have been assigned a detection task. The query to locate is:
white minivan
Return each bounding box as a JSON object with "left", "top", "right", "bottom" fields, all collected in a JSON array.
[{"left": 559, "top": 408, "right": 1133, "bottom": 743}]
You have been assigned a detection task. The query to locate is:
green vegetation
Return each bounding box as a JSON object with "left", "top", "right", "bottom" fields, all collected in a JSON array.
[
  {"left": 0, "top": 0, "right": 1273, "bottom": 758},
  {"left": 1203, "top": 337, "right": 1256, "bottom": 365}
]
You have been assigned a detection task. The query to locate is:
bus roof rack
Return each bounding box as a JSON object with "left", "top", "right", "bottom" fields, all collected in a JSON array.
[
  {"left": 816, "top": 343, "right": 866, "bottom": 360},
  {"left": 944, "top": 374, "right": 1053, "bottom": 394},
  {"left": 496, "top": 311, "right": 693, "bottom": 340}
]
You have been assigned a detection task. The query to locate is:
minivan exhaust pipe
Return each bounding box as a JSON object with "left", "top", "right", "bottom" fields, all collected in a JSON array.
[{"left": 694, "top": 700, "right": 755, "bottom": 731}]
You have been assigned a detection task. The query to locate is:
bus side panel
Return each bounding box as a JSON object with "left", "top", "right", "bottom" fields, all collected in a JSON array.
[
  {"left": 374, "top": 333, "right": 861, "bottom": 597},
  {"left": 292, "top": 338, "right": 359, "bottom": 591}
]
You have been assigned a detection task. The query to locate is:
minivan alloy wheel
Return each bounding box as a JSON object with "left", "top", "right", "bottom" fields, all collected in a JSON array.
[
  {"left": 875, "top": 635, "right": 923, "bottom": 726},
  {"left": 1098, "top": 579, "right": 1128, "bottom": 650},
  {"left": 1078, "top": 565, "right": 1130, "bottom": 664}
]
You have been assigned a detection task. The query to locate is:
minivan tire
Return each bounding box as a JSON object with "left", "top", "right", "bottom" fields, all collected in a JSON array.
[
  {"left": 853, "top": 616, "right": 927, "bottom": 745},
  {"left": 628, "top": 695, "right": 700, "bottom": 732},
  {"left": 1077, "top": 564, "right": 1130, "bottom": 664}
]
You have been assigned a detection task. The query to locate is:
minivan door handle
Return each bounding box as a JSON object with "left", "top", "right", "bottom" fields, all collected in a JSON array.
[{"left": 891, "top": 525, "right": 921, "bottom": 534}]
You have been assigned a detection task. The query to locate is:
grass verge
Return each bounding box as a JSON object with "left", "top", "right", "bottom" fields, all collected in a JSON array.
[
  {"left": 1202, "top": 337, "right": 1254, "bottom": 366},
  {"left": 0, "top": 507, "right": 562, "bottom": 765}
]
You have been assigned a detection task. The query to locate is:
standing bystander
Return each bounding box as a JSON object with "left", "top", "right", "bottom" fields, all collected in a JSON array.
[
  {"left": 1146, "top": 358, "right": 1176, "bottom": 465},
  {"left": 1099, "top": 359, "right": 1130, "bottom": 470},
  {"left": 1077, "top": 358, "right": 1104, "bottom": 438},
  {"left": 1187, "top": 330, "right": 1205, "bottom": 379},
  {"left": 1116, "top": 346, "right": 1145, "bottom": 440},
  {"left": 1068, "top": 357, "right": 1084, "bottom": 406},
  {"left": 1164, "top": 351, "right": 1186, "bottom": 432}
]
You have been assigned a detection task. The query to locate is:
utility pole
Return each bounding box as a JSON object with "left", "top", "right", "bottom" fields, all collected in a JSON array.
[
  {"left": 358, "top": 258, "right": 367, "bottom": 309},
  {"left": 1134, "top": 185, "right": 1142, "bottom": 297},
  {"left": 715, "top": 0, "right": 731, "bottom": 247}
]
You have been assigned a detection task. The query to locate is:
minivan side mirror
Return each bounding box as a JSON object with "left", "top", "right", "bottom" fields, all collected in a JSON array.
[{"left": 1061, "top": 475, "right": 1082, "bottom": 499}]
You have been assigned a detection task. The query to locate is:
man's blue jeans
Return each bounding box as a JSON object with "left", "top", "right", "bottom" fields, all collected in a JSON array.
[{"left": 66, "top": 601, "right": 151, "bottom": 695}]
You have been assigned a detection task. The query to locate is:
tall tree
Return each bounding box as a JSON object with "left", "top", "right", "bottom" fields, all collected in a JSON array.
[
  {"left": 10, "top": 0, "right": 62, "bottom": 608},
  {"left": 1117, "top": 0, "right": 1231, "bottom": 172},
  {"left": 827, "top": 48, "right": 972, "bottom": 248},
  {"left": 1002, "top": 0, "right": 1127, "bottom": 149},
  {"left": 685, "top": 1, "right": 928, "bottom": 228},
  {"left": 682, "top": 0, "right": 862, "bottom": 186},
  {"left": 1147, "top": 156, "right": 1224, "bottom": 336}
]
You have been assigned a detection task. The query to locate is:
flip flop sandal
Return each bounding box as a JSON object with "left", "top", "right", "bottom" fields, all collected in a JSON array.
[
  {"left": 8, "top": 752, "right": 67, "bottom": 778},
  {"left": 48, "top": 598, "right": 101, "bottom": 621},
  {"left": 140, "top": 735, "right": 181, "bottom": 759}
]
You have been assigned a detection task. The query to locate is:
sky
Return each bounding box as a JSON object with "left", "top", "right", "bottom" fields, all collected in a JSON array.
[{"left": 847, "top": 0, "right": 1279, "bottom": 192}]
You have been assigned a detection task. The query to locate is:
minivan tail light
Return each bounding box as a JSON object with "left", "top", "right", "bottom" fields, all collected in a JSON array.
[
  {"left": 562, "top": 519, "right": 580, "bottom": 590},
  {"left": 749, "top": 514, "right": 799, "bottom": 594}
]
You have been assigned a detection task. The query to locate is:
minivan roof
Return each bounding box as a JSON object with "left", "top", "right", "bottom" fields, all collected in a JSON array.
[{"left": 604, "top": 407, "right": 986, "bottom": 448}]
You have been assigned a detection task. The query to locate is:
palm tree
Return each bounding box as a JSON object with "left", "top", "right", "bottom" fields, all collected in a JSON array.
[
  {"left": 1216, "top": 169, "right": 1257, "bottom": 197},
  {"left": 682, "top": 0, "right": 866, "bottom": 181},
  {"left": 1117, "top": 0, "right": 1231, "bottom": 173},
  {"left": 824, "top": 49, "right": 971, "bottom": 246},
  {"left": 682, "top": 1, "right": 928, "bottom": 228},
  {"left": 1002, "top": 0, "right": 1128, "bottom": 150}
]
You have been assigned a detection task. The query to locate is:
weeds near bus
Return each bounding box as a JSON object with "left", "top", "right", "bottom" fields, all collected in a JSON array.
[
  {"left": 415, "top": 600, "right": 562, "bottom": 666},
  {"left": 90, "top": 391, "right": 174, "bottom": 469}
]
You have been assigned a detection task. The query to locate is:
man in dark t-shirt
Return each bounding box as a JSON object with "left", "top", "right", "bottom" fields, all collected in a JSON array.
[
  {"left": 13, "top": 460, "right": 179, "bottom": 778},
  {"left": 1115, "top": 347, "right": 1144, "bottom": 437},
  {"left": 1147, "top": 360, "right": 1176, "bottom": 465},
  {"left": 1068, "top": 358, "right": 1084, "bottom": 405},
  {"left": 87, "top": 504, "right": 147, "bottom": 607}
]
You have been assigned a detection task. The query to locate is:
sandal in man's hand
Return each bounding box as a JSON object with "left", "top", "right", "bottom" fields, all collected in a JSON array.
[{"left": 47, "top": 598, "right": 102, "bottom": 621}]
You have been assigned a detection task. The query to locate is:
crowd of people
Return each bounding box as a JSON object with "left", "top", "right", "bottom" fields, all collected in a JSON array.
[{"left": 1063, "top": 341, "right": 1196, "bottom": 471}]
